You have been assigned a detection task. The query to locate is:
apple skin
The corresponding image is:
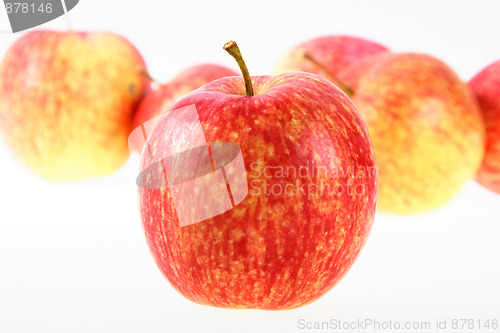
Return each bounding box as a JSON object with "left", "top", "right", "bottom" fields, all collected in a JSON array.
[
  {"left": 138, "top": 72, "right": 378, "bottom": 310},
  {"left": 274, "top": 35, "right": 388, "bottom": 78},
  {"left": 468, "top": 61, "right": 500, "bottom": 194},
  {"left": 130, "top": 64, "right": 237, "bottom": 153},
  {"left": 0, "top": 30, "right": 148, "bottom": 181},
  {"left": 338, "top": 53, "right": 485, "bottom": 214}
]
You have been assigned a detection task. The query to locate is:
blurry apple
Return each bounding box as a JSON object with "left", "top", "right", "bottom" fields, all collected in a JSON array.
[
  {"left": 0, "top": 30, "right": 148, "bottom": 181},
  {"left": 468, "top": 60, "right": 500, "bottom": 194},
  {"left": 130, "top": 63, "right": 237, "bottom": 153},
  {"left": 137, "top": 42, "right": 378, "bottom": 310},
  {"left": 274, "top": 35, "right": 388, "bottom": 93},
  {"left": 338, "top": 53, "right": 485, "bottom": 214}
]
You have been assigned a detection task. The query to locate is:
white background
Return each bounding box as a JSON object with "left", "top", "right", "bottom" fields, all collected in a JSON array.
[{"left": 0, "top": 1, "right": 499, "bottom": 332}]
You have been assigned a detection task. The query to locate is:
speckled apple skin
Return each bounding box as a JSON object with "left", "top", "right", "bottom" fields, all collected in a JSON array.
[
  {"left": 469, "top": 60, "right": 500, "bottom": 194},
  {"left": 339, "top": 53, "right": 485, "bottom": 214},
  {"left": 138, "top": 72, "right": 378, "bottom": 310},
  {"left": 130, "top": 64, "right": 237, "bottom": 152},
  {"left": 0, "top": 30, "right": 148, "bottom": 181},
  {"left": 274, "top": 35, "right": 388, "bottom": 78}
]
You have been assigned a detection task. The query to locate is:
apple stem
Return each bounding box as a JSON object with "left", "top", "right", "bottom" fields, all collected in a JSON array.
[
  {"left": 223, "top": 41, "right": 254, "bottom": 97},
  {"left": 303, "top": 53, "right": 354, "bottom": 98},
  {"left": 139, "top": 68, "right": 158, "bottom": 84}
]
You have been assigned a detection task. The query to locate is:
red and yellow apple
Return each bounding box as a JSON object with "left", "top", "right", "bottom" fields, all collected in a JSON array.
[
  {"left": 468, "top": 60, "right": 500, "bottom": 194},
  {"left": 274, "top": 35, "right": 388, "bottom": 84},
  {"left": 137, "top": 42, "right": 378, "bottom": 310},
  {"left": 0, "top": 30, "right": 148, "bottom": 181},
  {"left": 130, "top": 63, "right": 237, "bottom": 153},
  {"left": 337, "top": 53, "right": 485, "bottom": 214}
]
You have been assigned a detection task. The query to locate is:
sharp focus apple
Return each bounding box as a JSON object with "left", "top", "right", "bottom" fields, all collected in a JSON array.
[{"left": 137, "top": 42, "right": 378, "bottom": 310}]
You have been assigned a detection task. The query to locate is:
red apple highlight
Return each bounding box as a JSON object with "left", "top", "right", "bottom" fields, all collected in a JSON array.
[
  {"left": 137, "top": 42, "right": 378, "bottom": 310},
  {"left": 468, "top": 60, "right": 500, "bottom": 194}
]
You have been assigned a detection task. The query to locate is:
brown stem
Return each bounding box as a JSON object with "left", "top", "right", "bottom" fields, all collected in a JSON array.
[
  {"left": 304, "top": 53, "right": 354, "bottom": 98},
  {"left": 223, "top": 41, "right": 254, "bottom": 96},
  {"left": 139, "top": 68, "right": 158, "bottom": 84}
]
